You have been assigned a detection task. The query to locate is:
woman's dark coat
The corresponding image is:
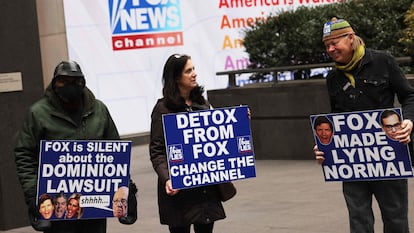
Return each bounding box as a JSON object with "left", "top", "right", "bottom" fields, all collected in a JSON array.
[{"left": 149, "top": 98, "right": 232, "bottom": 227}]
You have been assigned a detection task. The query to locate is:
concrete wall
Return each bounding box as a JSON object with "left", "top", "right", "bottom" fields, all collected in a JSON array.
[
  {"left": 208, "top": 80, "right": 331, "bottom": 160},
  {"left": 0, "top": 1, "right": 67, "bottom": 230},
  {"left": 0, "top": 0, "right": 44, "bottom": 230},
  {"left": 36, "top": 0, "right": 68, "bottom": 86},
  {"left": 208, "top": 78, "right": 414, "bottom": 160}
]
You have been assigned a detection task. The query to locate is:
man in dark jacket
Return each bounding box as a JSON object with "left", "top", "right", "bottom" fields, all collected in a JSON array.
[
  {"left": 14, "top": 60, "right": 137, "bottom": 233},
  {"left": 314, "top": 18, "right": 414, "bottom": 233}
]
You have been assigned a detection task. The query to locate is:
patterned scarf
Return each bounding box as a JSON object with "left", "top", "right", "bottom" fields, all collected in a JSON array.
[{"left": 335, "top": 45, "right": 365, "bottom": 87}]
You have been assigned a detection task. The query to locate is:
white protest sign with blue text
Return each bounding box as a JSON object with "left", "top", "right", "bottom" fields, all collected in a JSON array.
[
  {"left": 37, "top": 140, "right": 131, "bottom": 220},
  {"left": 310, "top": 108, "right": 413, "bottom": 182},
  {"left": 163, "top": 106, "right": 256, "bottom": 189}
]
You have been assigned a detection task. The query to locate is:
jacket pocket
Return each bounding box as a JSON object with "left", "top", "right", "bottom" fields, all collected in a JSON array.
[{"left": 358, "top": 77, "right": 389, "bottom": 105}]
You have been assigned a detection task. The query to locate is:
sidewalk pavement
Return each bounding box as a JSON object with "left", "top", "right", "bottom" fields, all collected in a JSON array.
[{"left": 3, "top": 144, "right": 413, "bottom": 233}]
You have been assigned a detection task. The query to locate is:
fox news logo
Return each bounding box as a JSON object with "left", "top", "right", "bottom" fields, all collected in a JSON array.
[
  {"left": 237, "top": 136, "right": 252, "bottom": 153},
  {"left": 109, "top": 0, "right": 183, "bottom": 50},
  {"left": 168, "top": 144, "right": 183, "bottom": 162}
]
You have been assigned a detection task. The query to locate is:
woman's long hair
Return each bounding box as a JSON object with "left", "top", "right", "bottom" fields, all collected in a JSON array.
[{"left": 162, "top": 54, "right": 206, "bottom": 111}]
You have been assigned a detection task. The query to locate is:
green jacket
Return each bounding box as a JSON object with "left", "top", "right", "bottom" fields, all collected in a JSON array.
[{"left": 14, "top": 84, "right": 120, "bottom": 202}]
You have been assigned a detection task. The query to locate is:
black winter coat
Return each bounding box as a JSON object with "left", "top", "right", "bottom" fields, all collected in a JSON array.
[
  {"left": 326, "top": 49, "right": 414, "bottom": 165},
  {"left": 149, "top": 98, "right": 227, "bottom": 227},
  {"left": 326, "top": 49, "right": 414, "bottom": 120}
]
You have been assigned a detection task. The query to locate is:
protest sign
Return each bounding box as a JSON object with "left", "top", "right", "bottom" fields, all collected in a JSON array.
[
  {"left": 163, "top": 105, "right": 256, "bottom": 189},
  {"left": 310, "top": 108, "right": 413, "bottom": 182},
  {"left": 37, "top": 140, "right": 131, "bottom": 220}
]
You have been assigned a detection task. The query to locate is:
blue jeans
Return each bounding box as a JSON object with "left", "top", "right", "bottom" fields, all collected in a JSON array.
[{"left": 343, "top": 179, "right": 409, "bottom": 233}]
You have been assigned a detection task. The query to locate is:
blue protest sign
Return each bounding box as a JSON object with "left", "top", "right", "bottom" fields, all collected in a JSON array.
[
  {"left": 37, "top": 140, "right": 131, "bottom": 220},
  {"left": 310, "top": 108, "right": 413, "bottom": 182},
  {"left": 163, "top": 105, "right": 256, "bottom": 189}
]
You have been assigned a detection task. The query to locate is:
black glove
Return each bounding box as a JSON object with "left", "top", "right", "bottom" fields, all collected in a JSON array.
[
  {"left": 119, "top": 180, "right": 138, "bottom": 225},
  {"left": 27, "top": 197, "right": 51, "bottom": 231}
]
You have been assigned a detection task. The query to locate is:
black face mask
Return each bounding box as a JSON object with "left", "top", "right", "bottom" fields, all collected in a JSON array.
[{"left": 55, "top": 83, "right": 84, "bottom": 104}]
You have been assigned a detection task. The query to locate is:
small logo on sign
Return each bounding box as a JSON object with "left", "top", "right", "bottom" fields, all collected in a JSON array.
[
  {"left": 237, "top": 136, "right": 252, "bottom": 153},
  {"left": 168, "top": 144, "right": 183, "bottom": 162}
]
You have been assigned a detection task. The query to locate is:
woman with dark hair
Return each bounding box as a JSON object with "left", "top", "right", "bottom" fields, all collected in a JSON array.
[
  {"left": 161, "top": 54, "right": 208, "bottom": 112},
  {"left": 149, "top": 54, "right": 233, "bottom": 233}
]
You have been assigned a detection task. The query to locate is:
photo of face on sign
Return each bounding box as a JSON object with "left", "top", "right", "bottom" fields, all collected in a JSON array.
[
  {"left": 112, "top": 186, "right": 128, "bottom": 218},
  {"left": 380, "top": 109, "right": 403, "bottom": 141},
  {"left": 313, "top": 115, "right": 334, "bottom": 145},
  {"left": 54, "top": 192, "right": 67, "bottom": 219},
  {"left": 65, "top": 193, "right": 83, "bottom": 219},
  {"left": 38, "top": 193, "right": 54, "bottom": 219}
]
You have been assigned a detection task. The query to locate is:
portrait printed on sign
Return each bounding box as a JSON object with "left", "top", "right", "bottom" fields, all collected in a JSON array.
[
  {"left": 380, "top": 109, "right": 404, "bottom": 141},
  {"left": 162, "top": 105, "right": 257, "bottom": 190},
  {"left": 53, "top": 192, "right": 67, "bottom": 219},
  {"left": 313, "top": 115, "right": 334, "bottom": 145},
  {"left": 310, "top": 108, "right": 413, "bottom": 182},
  {"left": 112, "top": 186, "right": 129, "bottom": 218},
  {"left": 36, "top": 140, "right": 132, "bottom": 220}
]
